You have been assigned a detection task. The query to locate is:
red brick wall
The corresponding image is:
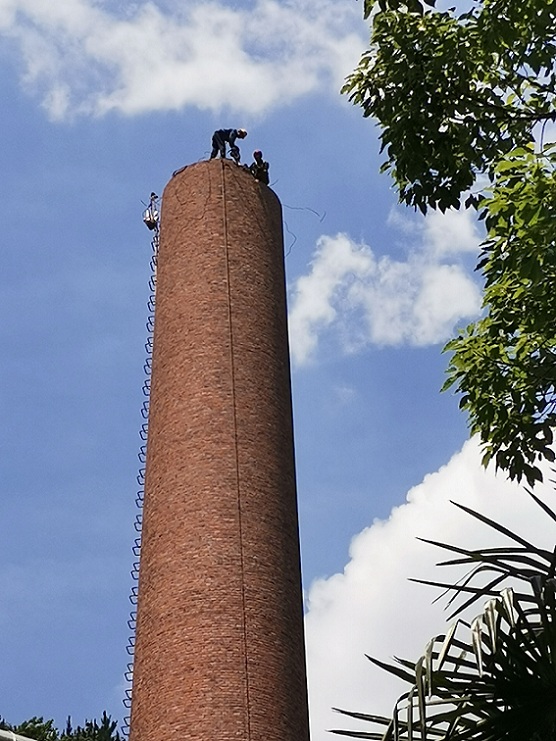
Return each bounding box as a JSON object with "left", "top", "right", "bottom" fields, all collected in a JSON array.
[{"left": 129, "top": 159, "right": 310, "bottom": 741}]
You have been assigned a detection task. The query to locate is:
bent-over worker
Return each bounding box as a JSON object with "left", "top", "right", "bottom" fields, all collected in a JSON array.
[{"left": 210, "top": 128, "right": 248, "bottom": 164}]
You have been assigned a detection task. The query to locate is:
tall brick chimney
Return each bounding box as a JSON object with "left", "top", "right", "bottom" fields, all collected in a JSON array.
[{"left": 129, "top": 159, "right": 310, "bottom": 741}]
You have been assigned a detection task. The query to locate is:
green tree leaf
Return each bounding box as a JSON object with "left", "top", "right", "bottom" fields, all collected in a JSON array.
[{"left": 345, "top": 0, "right": 556, "bottom": 482}]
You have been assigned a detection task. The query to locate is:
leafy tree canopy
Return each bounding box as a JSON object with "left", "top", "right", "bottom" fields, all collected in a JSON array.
[
  {"left": 0, "top": 713, "right": 120, "bottom": 741},
  {"left": 343, "top": 0, "right": 556, "bottom": 485}
]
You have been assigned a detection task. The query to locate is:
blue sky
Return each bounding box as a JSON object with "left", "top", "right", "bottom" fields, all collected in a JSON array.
[{"left": 1, "top": 1, "right": 555, "bottom": 740}]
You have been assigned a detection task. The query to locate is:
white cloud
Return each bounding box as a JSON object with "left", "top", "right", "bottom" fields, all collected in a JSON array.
[
  {"left": 304, "top": 437, "right": 556, "bottom": 741},
  {"left": 288, "top": 234, "right": 375, "bottom": 365},
  {"left": 424, "top": 207, "right": 483, "bottom": 256},
  {"left": 333, "top": 384, "right": 357, "bottom": 405},
  {"left": 0, "top": 0, "right": 366, "bottom": 119},
  {"left": 388, "top": 205, "right": 483, "bottom": 258},
  {"left": 288, "top": 210, "right": 482, "bottom": 365}
]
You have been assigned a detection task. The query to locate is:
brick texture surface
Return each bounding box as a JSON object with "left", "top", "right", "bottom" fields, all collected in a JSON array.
[{"left": 129, "top": 159, "right": 310, "bottom": 741}]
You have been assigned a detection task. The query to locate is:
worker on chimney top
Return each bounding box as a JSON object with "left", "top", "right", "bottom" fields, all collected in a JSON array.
[
  {"left": 249, "top": 150, "right": 270, "bottom": 185},
  {"left": 210, "top": 128, "right": 247, "bottom": 164}
]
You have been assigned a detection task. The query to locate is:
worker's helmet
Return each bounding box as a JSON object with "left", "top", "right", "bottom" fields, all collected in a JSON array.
[
  {"left": 237, "top": 128, "right": 248, "bottom": 138},
  {"left": 253, "top": 150, "right": 263, "bottom": 158}
]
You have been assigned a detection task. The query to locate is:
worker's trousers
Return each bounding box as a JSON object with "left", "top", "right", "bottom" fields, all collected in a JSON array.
[{"left": 210, "top": 133, "right": 240, "bottom": 163}]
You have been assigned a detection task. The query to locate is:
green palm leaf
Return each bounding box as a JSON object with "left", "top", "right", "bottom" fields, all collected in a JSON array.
[{"left": 335, "top": 495, "right": 556, "bottom": 741}]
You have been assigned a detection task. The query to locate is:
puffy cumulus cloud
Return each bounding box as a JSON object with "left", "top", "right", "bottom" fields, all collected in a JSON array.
[
  {"left": 304, "top": 437, "right": 556, "bottom": 741},
  {"left": 288, "top": 210, "right": 483, "bottom": 365},
  {"left": 389, "top": 207, "right": 484, "bottom": 257},
  {"left": 288, "top": 234, "right": 374, "bottom": 365},
  {"left": 0, "top": 0, "right": 366, "bottom": 119}
]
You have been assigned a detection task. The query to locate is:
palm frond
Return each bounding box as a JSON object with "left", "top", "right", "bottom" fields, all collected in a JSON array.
[{"left": 338, "top": 495, "right": 556, "bottom": 741}]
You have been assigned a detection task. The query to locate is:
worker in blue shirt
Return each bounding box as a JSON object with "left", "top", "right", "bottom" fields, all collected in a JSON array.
[{"left": 210, "top": 128, "right": 248, "bottom": 164}]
